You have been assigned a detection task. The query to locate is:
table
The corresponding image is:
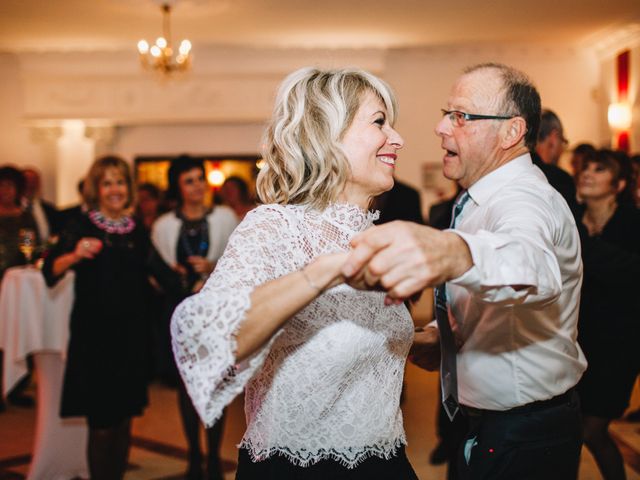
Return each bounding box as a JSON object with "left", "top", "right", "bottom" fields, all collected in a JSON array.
[{"left": 0, "top": 266, "right": 88, "bottom": 480}]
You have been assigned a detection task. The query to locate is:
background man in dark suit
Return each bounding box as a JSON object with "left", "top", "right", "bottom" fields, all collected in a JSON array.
[{"left": 373, "top": 178, "right": 423, "bottom": 225}]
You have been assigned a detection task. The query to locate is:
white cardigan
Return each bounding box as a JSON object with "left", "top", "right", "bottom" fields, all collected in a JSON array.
[{"left": 151, "top": 206, "right": 239, "bottom": 266}]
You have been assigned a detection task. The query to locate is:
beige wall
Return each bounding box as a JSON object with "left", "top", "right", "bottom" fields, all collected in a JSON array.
[
  {"left": 0, "top": 53, "right": 55, "bottom": 199},
  {"left": 0, "top": 42, "right": 633, "bottom": 210}
]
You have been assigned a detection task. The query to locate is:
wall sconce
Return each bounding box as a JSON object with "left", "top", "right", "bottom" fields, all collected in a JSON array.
[
  {"left": 207, "top": 169, "right": 226, "bottom": 187},
  {"left": 607, "top": 102, "right": 632, "bottom": 130}
]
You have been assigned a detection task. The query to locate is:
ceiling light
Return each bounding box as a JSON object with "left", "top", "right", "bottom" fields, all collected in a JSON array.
[{"left": 137, "top": 3, "right": 192, "bottom": 75}]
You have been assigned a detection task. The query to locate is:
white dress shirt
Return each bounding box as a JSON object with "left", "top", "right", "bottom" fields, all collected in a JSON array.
[{"left": 448, "top": 153, "right": 587, "bottom": 410}]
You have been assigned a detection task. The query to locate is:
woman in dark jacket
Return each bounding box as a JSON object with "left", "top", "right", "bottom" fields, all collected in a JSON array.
[{"left": 576, "top": 149, "right": 640, "bottom": 480}]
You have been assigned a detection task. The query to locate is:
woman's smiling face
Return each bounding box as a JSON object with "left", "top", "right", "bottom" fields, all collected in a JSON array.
[{"left": 340, "top": 90, "right": 404, "bottom": 208}]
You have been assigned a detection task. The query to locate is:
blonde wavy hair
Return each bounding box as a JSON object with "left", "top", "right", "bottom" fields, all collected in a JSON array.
[{"left": 257, "top": 67, "right": 398, "bottom": 210}]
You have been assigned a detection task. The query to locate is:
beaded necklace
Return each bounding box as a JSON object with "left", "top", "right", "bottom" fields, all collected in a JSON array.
[{"left": 88, "top": 209, "right": 136, "bottom": 234}]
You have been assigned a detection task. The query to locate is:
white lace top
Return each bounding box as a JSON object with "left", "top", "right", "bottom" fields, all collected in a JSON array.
[{"left": 171, "top": 203, "right": 414, "bottom": 468}]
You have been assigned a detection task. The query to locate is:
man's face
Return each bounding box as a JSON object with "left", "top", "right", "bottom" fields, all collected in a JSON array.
[{"left": 435, "top": 69, "right": 507, "bottom": 189}]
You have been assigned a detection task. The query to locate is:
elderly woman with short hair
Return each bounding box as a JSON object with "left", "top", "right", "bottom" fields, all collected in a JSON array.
[
  {"left": 171, "top": 67, "right": 417, "bottom": 479},
  {"left": 0, "top": 166, "right": 39, "bottom": 279}
]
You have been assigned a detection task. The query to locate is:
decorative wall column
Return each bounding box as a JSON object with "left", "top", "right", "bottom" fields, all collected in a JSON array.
[
  {"left": 28, "top": 125, "right": 63, "bottom": 204},
  {"left": 85, "top": 124, "right": 117, "bottom": 160},
  {"left": 30, "top": 120, "right": 101, "bottom": 207},
  {"left": 56, "top": 121, "right": 95, "bottom": 207}
]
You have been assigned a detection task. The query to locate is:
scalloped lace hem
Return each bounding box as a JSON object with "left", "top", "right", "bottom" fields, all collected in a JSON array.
[{"left": 238, "top": 436, "right": 407, "bottom": 469}]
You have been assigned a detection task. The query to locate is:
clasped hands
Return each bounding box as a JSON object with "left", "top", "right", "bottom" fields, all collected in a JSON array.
[
  {"left": 339, "top": 221, "right": 472, "bottom": 371},
  {"left": 341, "top": 221, "right": 472, "bottom": 304}
]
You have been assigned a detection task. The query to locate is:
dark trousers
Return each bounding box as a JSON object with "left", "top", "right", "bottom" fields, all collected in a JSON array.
[
  {"left": 437, "top": 400, "right": 469, "bottom": 480},
  {"left": 236, "top": 446, "right": 418, "bottom": 480},
  {"left": 457, "top": 390, "right": 583, "bottom": 480}
]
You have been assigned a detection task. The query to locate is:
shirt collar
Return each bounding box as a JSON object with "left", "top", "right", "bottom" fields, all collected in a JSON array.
[{"left": 467, "top": 153, "right": 533, "bottom": 206}]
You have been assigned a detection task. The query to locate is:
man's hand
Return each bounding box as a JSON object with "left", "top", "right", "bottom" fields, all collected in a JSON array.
[
  {"left": 409, "top": 326, "right": 441, "bottom": 371},
  {"left": 342, "top": 221, "right": 473, "bottom": 301}
]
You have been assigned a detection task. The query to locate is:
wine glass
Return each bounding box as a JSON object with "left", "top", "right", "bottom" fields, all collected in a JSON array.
[{"left": 18, "top": 228, "right": 36, "bottom": 265}]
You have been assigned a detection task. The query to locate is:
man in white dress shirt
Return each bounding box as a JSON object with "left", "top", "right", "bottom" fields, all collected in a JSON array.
[{"left": 344, "top": 63, "right": 586, "bottom": 479}]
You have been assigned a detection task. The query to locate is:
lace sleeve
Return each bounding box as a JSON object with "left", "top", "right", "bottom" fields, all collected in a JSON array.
[{"left": 170, "top": 205, "right": 301, "bottom": 426}]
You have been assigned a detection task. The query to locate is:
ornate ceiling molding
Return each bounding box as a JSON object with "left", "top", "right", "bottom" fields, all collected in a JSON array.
[{"left": 583, "top": 23, "right": 640, "bottom": 59}]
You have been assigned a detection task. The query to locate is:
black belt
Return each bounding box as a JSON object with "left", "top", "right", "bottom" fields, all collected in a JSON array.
[{"left": 461, "top": 388, "right": 576, "bottom": 417}]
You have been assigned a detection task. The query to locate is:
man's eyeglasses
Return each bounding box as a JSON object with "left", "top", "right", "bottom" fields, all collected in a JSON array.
[{"left": 441, "top": 109, "right": 516, "bottom": 128}]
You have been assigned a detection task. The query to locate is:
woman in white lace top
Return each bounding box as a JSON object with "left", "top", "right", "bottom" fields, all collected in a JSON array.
[{"left": 171, "top": 67, "right": 417, "bottom": 479}]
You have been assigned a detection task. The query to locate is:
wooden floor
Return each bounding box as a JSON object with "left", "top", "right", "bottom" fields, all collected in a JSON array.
[{"left": 1, "top": 364, "right": 639, "bottom": 479}]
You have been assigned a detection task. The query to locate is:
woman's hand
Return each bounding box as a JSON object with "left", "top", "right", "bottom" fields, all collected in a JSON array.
[
  {"left": 191, "top": 278, "right": 206, "bottom": 294},
  {"left": 187, "top": 256, "right": 214, "bottom": 276},
  {"left": 172, "top": 264, "right": 187, "bottom": 276},
  {"left": 73, "top": 237, "right": 103, "bottom": 260}
]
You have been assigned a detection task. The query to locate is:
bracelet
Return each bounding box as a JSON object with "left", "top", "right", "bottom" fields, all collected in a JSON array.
[{"left": 301, "top": 267, "right": 322, "bottom": 293}]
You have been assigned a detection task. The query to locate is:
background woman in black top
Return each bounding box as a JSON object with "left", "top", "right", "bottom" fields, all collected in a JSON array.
[
  {"left": 576, "top": 149, "right": 640, "bottom": 480},
  {"left": 43, "top": 156, "right": 154, "bottom": 480}
]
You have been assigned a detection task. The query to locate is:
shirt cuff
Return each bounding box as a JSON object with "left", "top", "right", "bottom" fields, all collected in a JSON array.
[{"left": 446, "top": 230, "right": 482, "bottom": 291}]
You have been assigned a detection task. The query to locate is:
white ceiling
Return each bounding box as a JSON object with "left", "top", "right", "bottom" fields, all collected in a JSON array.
[{"left": 0, "top": 0, "right": 639, "bottom": 52}]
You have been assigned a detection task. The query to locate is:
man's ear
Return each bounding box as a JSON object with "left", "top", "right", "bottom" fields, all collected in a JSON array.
[
  {"left": 616, "top": 178, "right": 627, "bottom": 194},
  {"left": 501, "top": 117, "right": 527, "bottom": 149}
]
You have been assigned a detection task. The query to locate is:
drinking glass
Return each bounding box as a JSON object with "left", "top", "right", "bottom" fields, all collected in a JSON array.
[{"left": 18, "top": 228, "right": 36, "bottom": 265}]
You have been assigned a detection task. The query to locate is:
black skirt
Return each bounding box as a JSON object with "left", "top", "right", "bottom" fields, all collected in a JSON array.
[{"left": 236, "top": 445, "right": 418, "bottom": 480}]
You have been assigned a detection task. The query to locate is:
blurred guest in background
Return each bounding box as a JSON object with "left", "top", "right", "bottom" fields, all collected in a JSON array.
[
  {"left": 373, "top": 178, "right": 423, "bottom": 225},
  {"left": 135, "top": 182, "right": 163, "bottom": 233},
  {"left": 427, "top": 187, "right": 460, "bottom": 231},
  {"left": 630, "top": 154, "right": 640, "bottom": 208},
  {"left": 0, "top": 166, "right": 39, "bottom": 279},
  {"left": 219, "top": 175, "right": 255, "bottom": 221},
  {"left": 22, "top": 167, "right": 60, "bottom": 241},
  {"left": 0, "top": 165, "right": 39, "bottom": 411},
  {"left": 576, "top": 149, "right": 640, "bottom": 480},
  {"left": 151, "top": 155, "right": 238, "bottom": 480},
  {"left": 532, "top": 109, "right": 578, "bottom": 214},
  {"left": 43, "top": 156, "right": 155, "bottom": 480},
  {"left": 570, "top": 143, "right": 597, "bottom": 181}
]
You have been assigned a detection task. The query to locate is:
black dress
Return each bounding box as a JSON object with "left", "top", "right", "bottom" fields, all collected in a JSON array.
[
  {"left": 577, "top": 204, "right": 640, "bottom": 418},
  {"left": 43, "top": 213, "right": 153, "bottom": 428}
]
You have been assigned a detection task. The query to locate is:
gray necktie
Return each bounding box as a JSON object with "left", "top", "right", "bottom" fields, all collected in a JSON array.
[{"left": 434, "top": 190, "right": 471, "bottom": 421}]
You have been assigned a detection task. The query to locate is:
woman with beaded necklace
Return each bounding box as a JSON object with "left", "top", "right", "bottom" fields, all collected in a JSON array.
[
  {"left": 171, "top": 67, "right": 417, "bottom": 479},
  {"left": 43, "top": 155, "right": 154, "bottom": 480},
  {"left": 151, "top": 155, "right": 238, "bottom": 480}
]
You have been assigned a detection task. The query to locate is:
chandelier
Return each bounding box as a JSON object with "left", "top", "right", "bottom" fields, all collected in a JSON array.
[{"left": 137, "top": 3, "right": 192, "bottom": 74}]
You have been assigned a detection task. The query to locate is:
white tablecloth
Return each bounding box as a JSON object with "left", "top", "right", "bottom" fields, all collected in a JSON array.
[
  {"left": 0, "top": 266, "right": 88, "bottom": 480},
  {"left": 0, "top": 266, "right": 74, "bottom": 396}
]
